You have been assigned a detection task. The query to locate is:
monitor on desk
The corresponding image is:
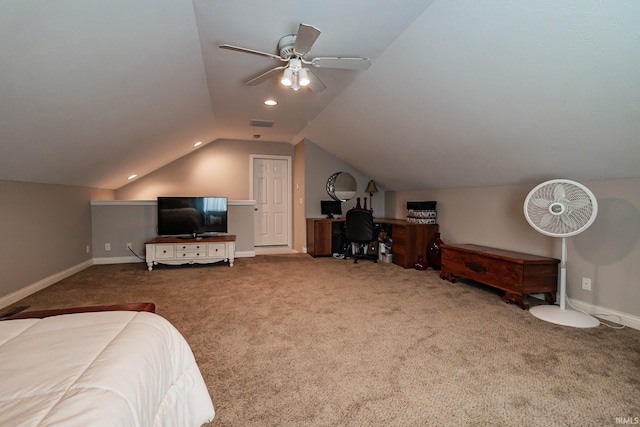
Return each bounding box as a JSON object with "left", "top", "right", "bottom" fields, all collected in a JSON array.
[{"left": 321, "top": 200, "right": 342, "bottom": 218}]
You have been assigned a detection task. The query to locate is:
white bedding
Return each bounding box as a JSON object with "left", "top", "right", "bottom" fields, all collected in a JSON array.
[{"left": 0, "top": 311, "right": 215, "bottom": 427}]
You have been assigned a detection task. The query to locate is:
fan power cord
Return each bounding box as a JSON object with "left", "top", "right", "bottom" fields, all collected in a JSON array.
[
  {"left": 129, "top": 246, "right": 146, "bottom": 262},
  {"left": 565, "top": 294, "right": 625, "bottom": 329}
]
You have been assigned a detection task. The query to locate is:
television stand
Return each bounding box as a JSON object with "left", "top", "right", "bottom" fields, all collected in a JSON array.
[{"left": 145, "top": 235, "right": 236, "bottom": 271}]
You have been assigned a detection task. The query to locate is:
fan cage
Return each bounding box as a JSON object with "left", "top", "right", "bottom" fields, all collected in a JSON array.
[{"left": 524, "top": 179, "right": 598, "bottom": 237}]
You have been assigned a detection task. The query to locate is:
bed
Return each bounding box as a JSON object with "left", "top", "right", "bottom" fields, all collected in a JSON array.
[{"left": 0, "top": 304, "right": 215, "bottom": 426}]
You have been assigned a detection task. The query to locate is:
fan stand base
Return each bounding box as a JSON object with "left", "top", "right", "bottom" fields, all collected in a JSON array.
[{"left": 530, "top": 305, "right": 600, "bottom": 328}]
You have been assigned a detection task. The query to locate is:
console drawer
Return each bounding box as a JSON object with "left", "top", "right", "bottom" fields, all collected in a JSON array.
[
  {"left": 178, "top": 250, "right": 206, "bottom": 259},
  {"left": 155, "top": 245, "right": 175, "bottom": 259},
  {"left": 177, "top": 243, "right": 206, "bottom": 252},
  {"left": 208, "top": 243, "right": 227, "bottom": 257}
]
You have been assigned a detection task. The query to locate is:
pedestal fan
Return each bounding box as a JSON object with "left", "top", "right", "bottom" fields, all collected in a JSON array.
[{"left": 524, "top": 179, "right": 600, "bottom": 328}]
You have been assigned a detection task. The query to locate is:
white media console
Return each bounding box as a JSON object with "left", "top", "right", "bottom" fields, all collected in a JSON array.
[{"left": 145, "top": 235, "right": 236, "bottom": 271}]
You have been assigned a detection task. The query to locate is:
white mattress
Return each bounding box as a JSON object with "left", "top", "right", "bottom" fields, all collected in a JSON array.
[{"left": 0, "top": 311, "right": 215, "bottom": 427}]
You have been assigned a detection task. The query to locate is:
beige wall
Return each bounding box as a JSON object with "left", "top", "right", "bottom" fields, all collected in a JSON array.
[
  {"left": 91, "top": 201, "right": 157, "bottom": 259},
  {"left": 115, "top": 139, "right": 293, "bottom": 200},
  {"left": 0, "top": 180, "right": 113, "bottom": 302},
  {"left": 303, "top": 139, "right": 386, "bottom": 218},
  {"left": 387, "top": 177, "right": 640, "bottom": 319},
  {"left": 91, "top": 200, "right": 256, "bottom": 260},
  {"left": 113, "top": 138, "right": 292, "bottom": 253},
  {"left": 293, "top": 141, "right": 306, "bottom": 252},
  {"left": 114, "top": 137, "right": 379, "bottom": 254}
]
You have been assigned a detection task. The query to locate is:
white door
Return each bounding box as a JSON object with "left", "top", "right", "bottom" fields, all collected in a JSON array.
[{"left": 252, "top": 156, "right": 290, "bottom": 246}]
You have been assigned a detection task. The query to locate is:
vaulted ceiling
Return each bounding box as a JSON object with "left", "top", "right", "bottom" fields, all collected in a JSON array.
[{"left": 1, "top": 1, "right": 638, "bottom": 190}]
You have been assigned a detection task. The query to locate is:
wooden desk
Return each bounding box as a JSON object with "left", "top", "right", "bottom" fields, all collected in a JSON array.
[
  {"left": 306, "top": 217, "right": 438, "bottom": 268},
  {"left": 439, "top": 244, "right": 559, "bottom": 309}
]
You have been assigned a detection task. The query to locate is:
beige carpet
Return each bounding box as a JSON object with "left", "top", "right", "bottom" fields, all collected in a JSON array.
[{"left": 7, "top": 255, "right": 640, "bottom": 426}]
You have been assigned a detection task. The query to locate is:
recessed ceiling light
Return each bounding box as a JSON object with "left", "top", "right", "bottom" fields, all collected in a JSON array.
[
  {"left": 127, "top": 174, "right": 137, "bottom": 180},
  {"left": 194, "top": 141, "right": 202, "bottom": 147},
  {"left": 264, "top": 99, "right": 277, "bottom": 106}
]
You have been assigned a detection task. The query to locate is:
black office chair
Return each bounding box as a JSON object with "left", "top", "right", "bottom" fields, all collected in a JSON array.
[{"left": 344, "top": 209, "right": 378, "bottom": 263}]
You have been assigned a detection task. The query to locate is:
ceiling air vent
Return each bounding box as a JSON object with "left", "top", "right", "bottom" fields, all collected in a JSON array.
[{"left": 250, "top": 119, "right": 274, "bottom": 128}]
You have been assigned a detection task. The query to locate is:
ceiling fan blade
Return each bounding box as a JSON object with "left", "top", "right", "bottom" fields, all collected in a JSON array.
[
  {"left": 306, "top": 69, "right": 326, "bottom": 93},
  {"left": 293, "top": 23, "right": 321, "bottom": 56},
  {"left": 246, "top": 66, "right": 286, "bottom": 86},
  {"left": 219, "top": 44, "right": 284, "bottom": 61},
  {"left": 311, "top": 57, "right": 371, "bottom": 70}
]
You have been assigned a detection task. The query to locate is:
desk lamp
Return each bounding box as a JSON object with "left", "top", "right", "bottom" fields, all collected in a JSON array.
[{"left": 365, "top": 180, "right": 378, "bottom": 213}]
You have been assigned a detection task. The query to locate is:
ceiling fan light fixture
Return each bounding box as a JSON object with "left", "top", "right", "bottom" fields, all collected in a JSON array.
[
  {"left": 298, "top": 68, "right": 310, "bottom": 86},
  {"left": 222, "top": 23, "right": 368, "bottom": 94},
  {"left": 281, "top": 68, "right": 293, "bottom": 86},
  {"left": 289, "top": 57, "right": 302, "bottom": 71}
]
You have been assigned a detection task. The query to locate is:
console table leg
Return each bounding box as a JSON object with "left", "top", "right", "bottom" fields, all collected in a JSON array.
[{"left": 147, "top": 262, "right": 153, "bottom": 272}]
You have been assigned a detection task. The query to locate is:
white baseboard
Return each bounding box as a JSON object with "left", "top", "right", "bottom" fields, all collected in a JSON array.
[
  {"left": 93, "top": 256, "right": 143, "bottom": 265},
  {"left": 530, "top": 295, "right": 640, "bottom": 331},
  {"left": 235, "top": 250, "right": 256, "bottom": 258},
  {"left": 0, "top": 259, "right": 93, "bottom": 309},
  {"left": 568, "top": 299, "right": 640, "bottom": 331}
]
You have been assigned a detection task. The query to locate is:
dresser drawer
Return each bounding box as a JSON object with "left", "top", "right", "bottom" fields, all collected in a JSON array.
[
  {"left": 208, "top": 243, "right": 227, "bottom": 257},
  {"left": 154, "top": 245, "right": 175, "bottom": 259},
  {"left": 177, "top": 243, "right": 206, "bottom": 252},
  {"left": 177, "top": 243, "right": 206, "bottom": 259},
  {"left": 177, "top": 250, "right": 207, "bottom": 259}
]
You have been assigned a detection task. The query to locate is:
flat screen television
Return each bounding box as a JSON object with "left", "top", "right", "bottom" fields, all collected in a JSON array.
[
  {"left": 157, "top": 196, "right": 228, "bottom": 237},
  {"left": 321, "top": 200, "right": 342, "bottom": 218}
]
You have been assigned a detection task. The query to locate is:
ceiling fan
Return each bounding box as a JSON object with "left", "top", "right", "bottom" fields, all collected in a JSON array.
[{"left": 219, "top": 23, "right": 371, "bottom": 92}]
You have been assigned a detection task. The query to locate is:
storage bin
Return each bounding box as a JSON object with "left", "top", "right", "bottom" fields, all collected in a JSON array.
[{"left": 406, "top": 201, "right": 437, "bottom": 224}]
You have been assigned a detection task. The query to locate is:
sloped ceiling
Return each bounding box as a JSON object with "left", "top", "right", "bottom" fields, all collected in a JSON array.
[{"left": 1, "top": 1, "right": 638, "bottom": 190}]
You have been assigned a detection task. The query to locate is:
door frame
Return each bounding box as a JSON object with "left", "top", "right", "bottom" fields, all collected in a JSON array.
[{"left": 249, "top": 154, "right": 293, "bottom": 248}]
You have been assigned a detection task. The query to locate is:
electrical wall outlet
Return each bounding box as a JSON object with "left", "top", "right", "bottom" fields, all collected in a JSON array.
[
  {"left": 582, "top": 277, "right": 592, "bottom": 291},
  {"left": 126, "top": 243, "right": 132, "bottom": 250},
  {"left": 86, "top": 245, "right": 90, "bottom": 254},
  {"left": 105, "top": 243, "right": 111, "bottom": 251}
]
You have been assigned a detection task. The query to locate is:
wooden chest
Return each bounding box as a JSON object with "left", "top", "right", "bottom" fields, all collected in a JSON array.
[{"left": 439, "top": 244, "right": 559, "bottom": 309}]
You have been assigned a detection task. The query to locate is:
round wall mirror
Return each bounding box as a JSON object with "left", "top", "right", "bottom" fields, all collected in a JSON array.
[{"left": 326, "top": 172, "right": 357, "bottom": 202}]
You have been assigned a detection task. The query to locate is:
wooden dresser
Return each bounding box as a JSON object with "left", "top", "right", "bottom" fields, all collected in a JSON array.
[{"left": 439, "top": 244, "right": 559, "bottom": 309}]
